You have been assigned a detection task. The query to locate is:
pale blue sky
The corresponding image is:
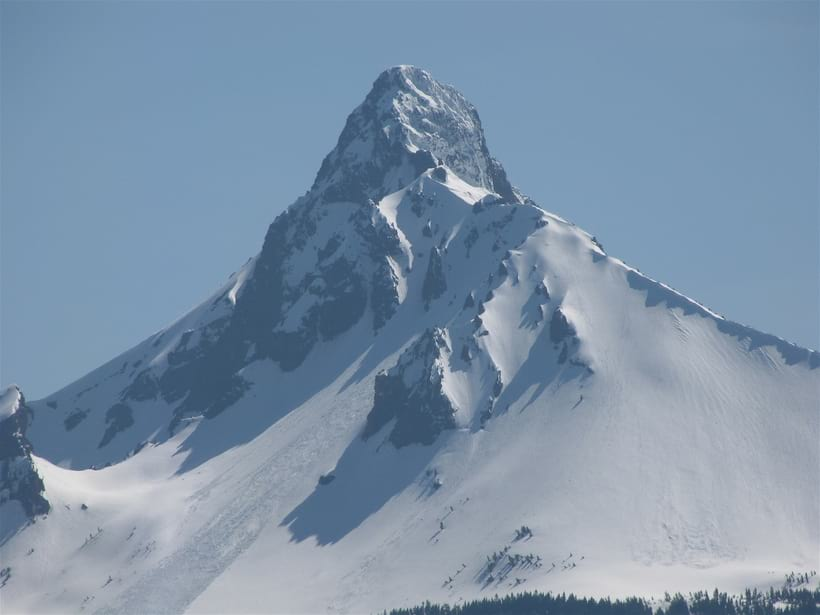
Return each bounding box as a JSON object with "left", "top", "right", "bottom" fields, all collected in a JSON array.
[{"left": 2, "top": 1, "right": 818, "bottom": 398}]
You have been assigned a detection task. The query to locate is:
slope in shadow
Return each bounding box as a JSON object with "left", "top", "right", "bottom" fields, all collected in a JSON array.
[
  {"left": 492, "top": 320, "right": 589, "bottom": 420},
  {"left": 282, "top": 433, "right": 443, "bottom": 545},
  {"left": 171, "top": 325, "right": 375, "bottom": 474}
]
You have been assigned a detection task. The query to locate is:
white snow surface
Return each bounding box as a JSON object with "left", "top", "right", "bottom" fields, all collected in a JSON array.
[
  {"left": 1, "top": 66, "right": 818, "bottom": 614},
  {"left": 0, "top": 386, "right": 22, "bottom": 421}
]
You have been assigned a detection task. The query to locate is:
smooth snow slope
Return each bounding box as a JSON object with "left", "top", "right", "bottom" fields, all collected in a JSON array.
[{"left": 1, "top": 66, "right": 817, "bottom": 614}]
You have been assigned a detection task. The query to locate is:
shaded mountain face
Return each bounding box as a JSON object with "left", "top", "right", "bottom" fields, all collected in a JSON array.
[
  {"left": 3, "top": 67, "right": 817, "bottom": 614},
  {"left": 363, "top": 327, "right": 458, "bottom": 447},
  {"left": 0, "top": 387, "right": 49, "bottom": 522}
]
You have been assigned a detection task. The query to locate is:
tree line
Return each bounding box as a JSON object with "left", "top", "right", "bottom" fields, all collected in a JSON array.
[{"left": 384, "top": 586, "right": 819, "bottom": 615}]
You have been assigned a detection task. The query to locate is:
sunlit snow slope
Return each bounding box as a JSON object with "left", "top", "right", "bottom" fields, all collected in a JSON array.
[{"left": 1, "top": 66, "right": 817, "bottom": 615}]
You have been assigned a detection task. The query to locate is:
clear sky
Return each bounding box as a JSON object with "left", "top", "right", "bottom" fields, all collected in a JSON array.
[{"left": 2, "top": 1, "right": 817, "bottom": 399}]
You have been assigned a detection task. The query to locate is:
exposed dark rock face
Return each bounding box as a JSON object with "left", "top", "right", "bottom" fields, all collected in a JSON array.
[
  {"left": 139, "top": 196, "right": 405, "bottom": 432},
  {"left": 316, "top": 257, "right": 368, "bottom": 340},
  {"left": 422, "top": 248, "right": 447, "bottom": 308},
  {"left": 0, "top": 388, "right": 49, "bottom": 517},
  {"left": 549, "top": 307, "right": 576, "bottom": 345},
  {"left": 550, "top": 307, "right": 579, "bottom": 365},
  {"left": 353, "top": 204, "right": 404, "bottom": 331},
  {"left": 521, "top": 282, "right": 551, "bottom": 330},
  {"left": 123, "top": 370, "right": 160, "bottom": 402},
  {"left": 63, "top": 408, "right": 89, "bottom": 431},
  {"left": 98, "top": 403, "right": 135, "bottom": 448},
  {"left": 363, "top": 329, "right": 457, "bottom": 447},
  {"left": 371, "top": 259, "right": 400, "bottom": 331},
  {"left": 480, "top": 366, "right": 505, "bottom": 426}
]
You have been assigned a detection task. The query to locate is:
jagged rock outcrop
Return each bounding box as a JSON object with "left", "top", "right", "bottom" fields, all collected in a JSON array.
[
  {"left": 157, "top": 197, "right": 406, "bottom": 429},
  {"left": 312, "top": 66, "right": 521, "bottom": 204},
  {"left": 422, "top": 247, "right": 447, "bottom": 308},
  {"left": 549, "top": 307, "right": 578, "bottom": 365},
  {"left": 0, "top": 387, "right": 49, "bottom": 517},
  {"left": 363, "top": 329, "right": 457, "bottom": 447},
  {"left": 549, "top": 307, "right": 576, "bottom": 344}
]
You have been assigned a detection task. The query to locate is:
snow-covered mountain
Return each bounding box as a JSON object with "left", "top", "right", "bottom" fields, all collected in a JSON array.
[{"left": 1, "top": 66, "right": 817, "bottom": 614}]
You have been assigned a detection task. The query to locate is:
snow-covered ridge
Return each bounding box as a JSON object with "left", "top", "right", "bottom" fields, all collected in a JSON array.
[{"left": 0, "top": 385, "right": 49, "bottom": 528}]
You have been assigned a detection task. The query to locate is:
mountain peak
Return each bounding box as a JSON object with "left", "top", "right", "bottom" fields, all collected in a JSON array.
[
  {"left": 312, "top": 66, "right": 519, "bottom": 204},
  {"left": 373, "top": 64, "right": 432, "bottom": 86}
]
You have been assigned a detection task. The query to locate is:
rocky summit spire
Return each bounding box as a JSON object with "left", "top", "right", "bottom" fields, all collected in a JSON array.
[{"left": 311, "top": 66, "right": 519, "bottom": 204}]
